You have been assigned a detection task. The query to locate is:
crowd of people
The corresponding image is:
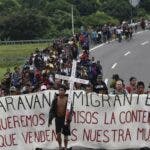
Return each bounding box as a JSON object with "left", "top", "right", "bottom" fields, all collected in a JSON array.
[
  {"left": 0, "top": 20, "right": 149, "bottom": 150},
  {"left": 90, "top": 22, "right": 136, "bottom": 44},
  {"left": 0, "top": 31, "right": 102, "bottom": 96},
  {"left": 0, "top": 20, "right": 149, "bottom": 97}
]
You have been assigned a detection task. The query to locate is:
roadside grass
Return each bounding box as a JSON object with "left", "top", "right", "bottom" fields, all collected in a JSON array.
[{"left": 0, "top": 43, "right": 49, "bottom": 81}]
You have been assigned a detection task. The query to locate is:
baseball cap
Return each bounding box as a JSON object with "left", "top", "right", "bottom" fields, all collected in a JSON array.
[
  {"left": 10, "top": 86, "right": 16, "bottom": 92},
  {"left": 40, "top": 85, "right": 47, "bottom": 91}
]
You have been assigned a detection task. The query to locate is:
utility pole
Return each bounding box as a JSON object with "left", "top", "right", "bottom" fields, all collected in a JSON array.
[
  {"left": 129, "top": 0, "right": 140, "bottom": 23},
  {"left": 71, "top": 5, "right": 75, "bottom": 35},
  {"left": 131, "top": 0, "right": 133, "bottom": 23}
]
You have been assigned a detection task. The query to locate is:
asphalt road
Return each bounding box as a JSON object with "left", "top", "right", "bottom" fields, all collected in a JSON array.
[{"left": 90, "top": 30, "right": 150, "bottom": 90}]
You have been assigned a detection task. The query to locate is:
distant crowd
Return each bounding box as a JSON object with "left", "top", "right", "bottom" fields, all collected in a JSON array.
[{"left": 0, "top": 19, "right": 149, "bottom": 97}]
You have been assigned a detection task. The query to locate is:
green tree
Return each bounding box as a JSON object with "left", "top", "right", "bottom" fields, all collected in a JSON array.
[
  {"left": 139, "top": 0, "right": 150, "bottom": 13},
  {"left": 44, "top": 0, "right": 72, "bottom": 15},
  {"left": 0, "top": 10, "right": 50, "bottom": 40},
  {"left": 0, "top": 0, "right": 21, "bottom": 15},
  {"left": 83, "top": 11, "right": 119, "bottom": 26},
  {"left": 0, "top": 0, "right": 149, "bottom": 41},
  {"left": 100, "top": 0, "right": 132, "bottom": 21},
  {"left": 18, "top": 0, "right": 47, "bottom": 9},
  {"left": 70, "top": 0, "right": 100, "bottom": 16}
]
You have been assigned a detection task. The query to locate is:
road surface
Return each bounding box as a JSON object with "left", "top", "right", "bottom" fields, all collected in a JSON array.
[{"left": 90, "top": 30, "right": 150, "bottom": 89}]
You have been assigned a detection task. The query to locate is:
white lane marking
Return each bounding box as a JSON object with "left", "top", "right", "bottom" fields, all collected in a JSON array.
[
  {"left": 90, "top": 43, "right": 105, "bottom": 51},
  {"left": 124, "top": 51, "right": 131, "bottom": 56},
  {"left": 111, "top": 63, "right": 117, "bottom": 69},
  {"left": 90, "top": 39, "right": 116, "bottom": 52},
  {"left": 136, "top": 31, "right": 144, "bottom": 35},
  {"left": 141, "top": 41, "right": 149, "bottom": 45},
  {"left": 135, "top": 30, "right": 149, "bottom": 35},
  {"left": 104, "top": 78, "right": 108, "bottom": 85}
]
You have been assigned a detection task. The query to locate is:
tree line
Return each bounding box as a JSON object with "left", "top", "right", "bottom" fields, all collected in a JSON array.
[{"left": 0, "top": 0, "right": 149, "bottom": 40}]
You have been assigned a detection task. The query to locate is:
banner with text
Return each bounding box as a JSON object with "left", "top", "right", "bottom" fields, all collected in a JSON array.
[{"left": 0, "top": 91, "right": 150, "bottom": 150}]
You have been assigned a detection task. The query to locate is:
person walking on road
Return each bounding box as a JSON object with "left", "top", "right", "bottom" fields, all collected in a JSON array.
[{"left": 48, "top": 85, "right": 72, "bottom": 150}]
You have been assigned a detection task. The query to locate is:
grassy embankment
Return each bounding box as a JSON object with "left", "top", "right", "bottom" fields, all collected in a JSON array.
[{"left": 0, "top": 43, "right": 49, "bottom": 81}]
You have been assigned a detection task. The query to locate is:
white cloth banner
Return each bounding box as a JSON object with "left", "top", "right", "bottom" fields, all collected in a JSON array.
[{"left": 0, "top": 91, "right": 150, "bottom": 150}]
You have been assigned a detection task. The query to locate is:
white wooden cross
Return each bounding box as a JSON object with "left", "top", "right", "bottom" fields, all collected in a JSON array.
[{"left": 55, "top": 59, "right": 89, "bottom": 124}]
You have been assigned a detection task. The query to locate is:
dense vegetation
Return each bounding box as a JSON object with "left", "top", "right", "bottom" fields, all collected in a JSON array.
[{"left": 0, "top": 0, "right": 149, "bottom": 40}]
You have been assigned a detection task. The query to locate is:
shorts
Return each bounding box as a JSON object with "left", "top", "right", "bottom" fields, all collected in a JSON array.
[{"left": 55, "top": 117, "right": 71, "bottom": 136}]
